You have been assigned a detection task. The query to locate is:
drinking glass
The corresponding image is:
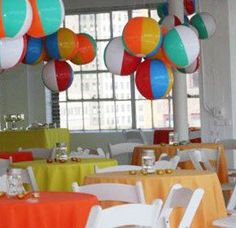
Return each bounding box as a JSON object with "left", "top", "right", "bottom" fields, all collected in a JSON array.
[{"left": 141, "top": 150, "right": 155, "bottom": 173}]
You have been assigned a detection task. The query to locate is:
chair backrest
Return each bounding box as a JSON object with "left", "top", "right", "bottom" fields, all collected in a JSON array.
[
  {"left": 72, "top": 181, "right": 146, "bottom": 204},
  {"left": 154, "top": 156, "right": 180, "bottom": 170},
  {"left": 227, "top": 182, "right": 236, "bottom": 212},
  {"left": 19, "top": 147, "right": 53, "bottom": 160},
  {"left": 0, "top": 157, "right": 12, "bottom": 170},
  {"left": 21, "top": 166, "right": 38, "bottom": 191},
  {"left": 217, "top": 139, "right": 236, "bottom": 150},
  {"left": 86, "top": 199, "right": 163, "bottom": 228},
  {"left": 94, "top": 165, "right": 142, "bottom": 173},
  {"left": 158, "top": 153, "right": 169, "bottom": 161},
  {"left": 188, "top": 148, "right": 220, "bottom": 172},
  {"left": 122, "top": 129, "right": 148, "bottom": 144},
  {"left": 157, "top": 184, "right": 204, "bottom": 228}
]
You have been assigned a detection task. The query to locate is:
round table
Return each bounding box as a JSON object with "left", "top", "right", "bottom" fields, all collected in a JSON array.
[
  {"left": 11, "top": 158, "right": 117, "bottom": 191},
  {"left": 85, "top": 169, "right": 226, "bottom": 228},
  {"left": 0, "top": 192, "right": 98, "bottom": 228}
]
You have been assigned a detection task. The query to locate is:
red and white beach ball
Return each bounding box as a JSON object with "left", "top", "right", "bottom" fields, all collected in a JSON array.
[
  {"left": 42, "top": 60, "right": 74, "bottom": 92},
  {"left": 160, "top": 15, "right": 181, "bottom": 33},
  {"left": 184, "top": 0, "right": 197, "bottom": 15},
  {"left": 163, "top": 25, "right": 200, "bottom": 68},
  {"left": 178, "top": 56, "right": 200, "bottom": 74},
  {"left": 0, "top": 37, "right": 27, "bottom": 69},
  {"left": 104, "top": 37, "right": 141, "bottom": 76}
]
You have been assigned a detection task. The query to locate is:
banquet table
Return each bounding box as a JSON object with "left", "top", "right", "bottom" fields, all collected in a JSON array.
[
  {"left": 0, "top": 192, "right": 98, "bottom": 228},
  {"left": 0, "top": 151, "right": 33, "bottom": 162},
  {"left": 85, "top": 170, "right": 226, "bottom": 228},
  {"left": 12, "top": 158, "right": 117, "bottom": 191},
  {"left": 0, "top": 128, "right": 70, "bottom": 152},
  {"left": 131, "top": 143, "right": 228, "bottom": 184}
]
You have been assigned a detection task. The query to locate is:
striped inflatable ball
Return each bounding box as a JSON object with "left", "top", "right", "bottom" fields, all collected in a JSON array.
[
  {"left": 178, "top": 56, "right": 200, "bottom": 74},
  {"left": 157, "top": 2, "right": 169, "bottom": 18},
  {"left": 163, "top": 25, "right": 200, "bottom": 68},
  {"left": 71, "top": 33, "right": 97, "bottom": 65},
  {"left": 42, "top": 60, "right": 74, "bottom": 92},
  {"left": 104, "top": 37, "right": 141, "bottom": 76},
  {"left": 135, "top": 59, "right": 174, "bottom": 100},
  {"left": 27, "top": 0, "right": 64, "bottom": 37},
  {"left": 23, "top": 36, "right": 44, "bottom": 65},
  {"left": 0, "top": 0, "right": 32, "bottom": 38},
  {"left": 160, "top": 15, "right": 181, "bottom": 34},
  {"left": 190, "top": 12, "right": 216, "bottom": 39},
  {"left": 122, "top": 17, "right": 162, "bottom": 58},
  {"left": 0, "top": 36, "right": 27, "bottom": 69},
  {"left": 45, "top": 28, "right": 79, "bottom": 60},
  {"left": 184, "top": 0, "right": 197, "bottom": 15}
]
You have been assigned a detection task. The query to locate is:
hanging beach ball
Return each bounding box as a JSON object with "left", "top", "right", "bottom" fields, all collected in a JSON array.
[
  {"left": 45, "top": 28, "right": 79, "bottom": 60},
  {"left": 163, "top": 25, "right": 200, "bottom": 68},
  {"left": 122, "top": 17, "right": 162, "bottom": 58},
  {"left": 0, "top": 0, "right": 32, "bottom": 38},
  {"left": 190, "top": 12, "right": 216, "bottom": 39},
  {"left": 27, "top": 0, "right": 64, "bottom": 37},
  {"left": 160, "top": 15, "right": 181, "bottom": 33},
  {"left": 0, "top": 36, "right": 27, "bottom": 69},
  {"left": 42, "top": 60, "right": 74, "bottom": 93},
  {"left": 104, "top": 37, "right": 141, "bottom": 76},
  {"left": 71, "top": 33, "right": 97, "bottom": 65},
  {"left": 23, "top": 36, "right": 44, "bottom": 64},
  {"left": 157, "top": 2, "right": 169, "bottom": 18},
  {"left": 178, "top": 56, "right": 200, "bottom": 74},
  {"left": 135, "top": 59, "right": 174, "bottom": 100},
  {"left": 184, "top": 0, "right": 197, "bottom": 16}
]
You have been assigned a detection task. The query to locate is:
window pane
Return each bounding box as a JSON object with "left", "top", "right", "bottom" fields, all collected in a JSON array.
[
  {"left": 83, "top": 102, "right": 99, "bottom": 130},
  {"left": 100, "top": 101, "right": 115, "bottom": 129},
  {"left": 116, "top": 101, "right": 132, "bottom": 129},
  {"left": 68, "top": 73, "right": 82, "bottom": 100},
  {"left": 150, "top": 10, "right": 160, "bottom": 22},
  {"left": 97, "top": 41, "right": 108, "bottom": 70},
  {"left": 98, "top": 73, "right": 113, "bottom": 99},
  {"left": 70, "top": 62, "right": 81, "bottom": 72},
  {"left": 59, "top": 102, "right": 67, "bottom": 128},
  {"left": 112, "top": 11, "right": 128, "bottom": 37},
  {"left": 153, "top": 99, "right": 171, "bottom": 128},
  {"left": 81, "top": 56, "right": 97, "bottom": 71},
  {"left": 187, "top": 72, "right": 199, "bottom": 96},
  {"left": 115, "top": 75, "right": 131, "bottom": 99},
  {"left": 82, "top": 74, "right": 98, "bottom": 99},
  {"left": 80, "top": 14, "right": 95, "bottom": 37},
  {"left": 67, "top": 102, "right": 83, "bottom": 130},
  {"left": 188, "top": 98, "right": 200, "bottom": 127},
  {"left": 96, "top": 13, "right": 111, "bottom": 39},
  {"left": 135, "top": 100, "right": 152, "bottom": 128},
  {"left": 65, "top": 15, "right": 79, "bottom": 33},
  {"left": 132, "top": 9, "right": 149, "bottom": 17},
  {"left": 59, "top": 91, "right": 66, "bottom": 101}
]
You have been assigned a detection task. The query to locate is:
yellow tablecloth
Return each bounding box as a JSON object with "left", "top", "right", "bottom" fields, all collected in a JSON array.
[
  {"left": 85, "top": 170, "right": 226, "bottom": 228},
  {"left": 12, "top": 158, "right": 117, "bottom": 191},
  {"left": 0, "top": 128, "right": 70, "bottom": 151},
  {"left": 131, "top": 143, "right": 228, "bottom": 184}
]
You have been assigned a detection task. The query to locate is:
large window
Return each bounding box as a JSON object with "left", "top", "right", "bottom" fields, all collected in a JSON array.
[{"left": 59, "top": 8, "right": 200, "bottom": 131}]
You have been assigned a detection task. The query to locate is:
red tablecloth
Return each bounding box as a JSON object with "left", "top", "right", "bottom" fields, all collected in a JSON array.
[
  {"left": 153, "top": 128, "right": 201, "bottom": 144},
  {"left": 0, "top": 192, "right": 99, "bottom": 228},
  {"left": 0, "top": 151, "right": 33, "bottom": 162}
]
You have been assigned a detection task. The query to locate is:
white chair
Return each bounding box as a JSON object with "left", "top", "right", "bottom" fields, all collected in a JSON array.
[
  {"left": 72, "top": 181, "right": 146, "bottom": 204},
  {"left": 85, "top": 199, "right": 163, "bottom": 228},
  {"left": 0, "top": 157, "right": 12, "bottom": 169},
  {"left": 122, "top": 129, "right": 148, "bottom": 144},
  {"left": 19, "top": 147, "right": 53, "bottom": 160},
  {"left": 108, "top": 142, "right": 143, "bottom": 165},
  {"left": 154, "top": 156, "right": 180, "bottom": 170},
  {"left": 226, "top": 183, "right": 236, "bottom": 215},
  {"left": 158, "top": 153, "right": 169, "bottom": 161},
  {"left": 213, "top": 215, "right": 236, "bottom": 227},
  {"left": 94, "top": 165, "right": 142, "bottom": 173},
  {"left": 156, "top": 184, "right": 204, "bottom": 228}
]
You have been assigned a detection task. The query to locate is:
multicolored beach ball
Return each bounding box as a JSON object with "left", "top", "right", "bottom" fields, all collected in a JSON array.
[
  {"left": 157, "top": 2, "right": 169, "bottom": 18},
  {"left": 42, "top": 60, "right": 74, "bottom": 92},
  {"left": 178, "top": 56, "right": 200, "bottom": 74},
  {"left": 71, "top": 33, "right": 97, "bottom": 65},
  {"left": 104, "top": 37, "right": 141, "bottom": 76},
  {"left": 184, "top": 0, "right": 197, "bottom": 15},
  {"left": 135, "top": 59, "right": 173, "bottom": 100},
  {"left": 27, "top": 0, "right": 64, "bottom": 37},
  {"left": 0, "top": 36, "right": 27, "bottom": 69},
  {"left": 0, "top": 0, "right": 32, "bottom": 38},
  {"left": 23, "top": 36, "right": 44, "bottom": 65},
  {"left": 45, "top": 28, "right": 79, "bottom": 60},
  {"left": 122, "top": 17, "right": 162, "bottom": 58},
  {"left": 160, "top": 15, "right": 181, "bottom": 33},
  {"left": 163, "top": 25, "right": 200, "bottom": 68},
  {"left": 190, "top": 12, "right": 216, "bottom": 39}
]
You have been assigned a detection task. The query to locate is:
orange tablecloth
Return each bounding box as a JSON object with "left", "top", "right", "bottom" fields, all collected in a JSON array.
[
  {"left": 0, "top": 151, "right": 33, "bottom": 162},
  {"left": 0, "top": 192, "right": 98, "bottom": 228},
  {"left": 85, "top": 170, "right": 226, "bottom": 228},
  {"left": 131, "top": 143, "right": 228, "bottom": 184}
]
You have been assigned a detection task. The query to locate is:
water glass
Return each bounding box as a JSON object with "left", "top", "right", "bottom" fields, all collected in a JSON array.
[
  {"left": 141, "top": 150, "right": 155, "bottom": 173},
  {"left": 169, "top": 132, "right": 179, "bottom": 145}
]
